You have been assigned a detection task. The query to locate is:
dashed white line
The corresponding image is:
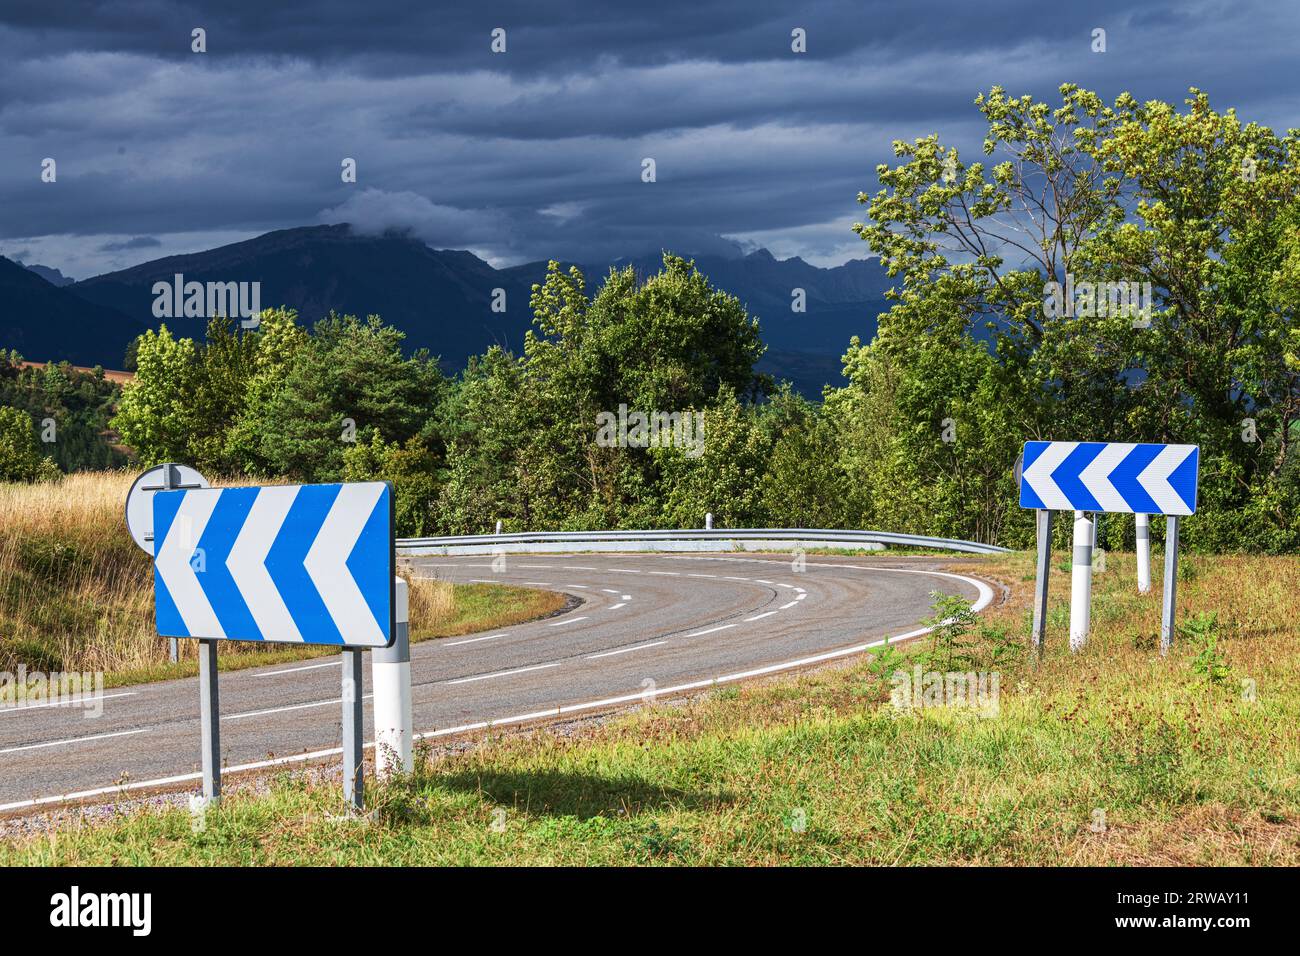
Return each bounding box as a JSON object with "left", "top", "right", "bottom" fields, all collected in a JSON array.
[
  {"left": 546, "top": 616, "right": 589, "bottom": 627},
  {"left": 647, "top": 571, "right": 680, "bottom": 576},
  {"left": 609, "top": 569, "right": 641, "bottom": 574},
  {"left": 744, "top": 611, "right": 778, "bottom": 621},
  {"left": 0, "top": 728, "right": 147, "bottom": 755},
  {"left": 251, "top": 661, "right": 340, "bottom": 678},
  {"left": 795, "top": 593, "right": 807, "bottom": 601},
  {"left": 566, "top": 584, "right": 589, "bottom": 589},
  {"left": 685, "top": 623, "right": 737, "bottom": 637},
  {"left": 444, "top": 633, "right": 508, "bottom": 647},
  {"left": 0, "top": 691, "right": 137, "bottom": 713},
  {"left": 608, "top": 603, "right": 627, "bottom": 610},
  {"left": 445, "top": 662, "right": 562, "bottom": 685},
  {"left": 586, "top": 641, "right": 666, "bottom": 660},
  {"left": 563, "top": 566, "right": 598, "bottom": 571},
  {"left": 225, "top": 695, "right": 373, "bottom": 721},
  {"left": 524, "top": 581, "right": 552, "bottom": 586},
  {"left": 600, "top": 588, "right": 621, "bottom": 594},
  {"left": 621, "top": 595, "right": 631, "bottom": 601}
]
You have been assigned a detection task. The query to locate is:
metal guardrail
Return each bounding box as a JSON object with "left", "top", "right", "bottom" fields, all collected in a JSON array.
[{"left": 397, "top": 527, "right": 1012, "bottom": 556}]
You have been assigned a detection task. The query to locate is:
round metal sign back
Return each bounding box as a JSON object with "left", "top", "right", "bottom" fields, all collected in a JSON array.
[{"left": 125, "top": 463, "right": 210, "bottom": 556}]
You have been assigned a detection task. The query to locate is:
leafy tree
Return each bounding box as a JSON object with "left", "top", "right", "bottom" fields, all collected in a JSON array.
[{"left": 0, "top": 405, "right": 60, "bottom": 482}]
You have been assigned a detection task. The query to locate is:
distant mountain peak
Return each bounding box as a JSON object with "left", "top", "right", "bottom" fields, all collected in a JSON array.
[{"left": 17, "top": 260, "right": 75, "bottom": 286}]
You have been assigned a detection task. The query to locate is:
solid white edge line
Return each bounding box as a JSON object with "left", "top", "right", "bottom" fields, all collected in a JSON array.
[{"left": 0, "top": 567, "right": 993, "bottom": 814}]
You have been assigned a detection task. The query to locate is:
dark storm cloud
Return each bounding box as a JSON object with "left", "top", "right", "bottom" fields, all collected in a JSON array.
[{"left": 0, "top": 0, "right": 1295, "bottom": 275}]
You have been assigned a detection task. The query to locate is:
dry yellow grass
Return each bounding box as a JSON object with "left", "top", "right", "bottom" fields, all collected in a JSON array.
[{"left": 0, "top": 471, "right": 562, "bottom": 684}]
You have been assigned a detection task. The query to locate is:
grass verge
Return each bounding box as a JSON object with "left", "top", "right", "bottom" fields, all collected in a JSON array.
[{"left": 4, "top": 550, "right": 1297, "bottom": 865}]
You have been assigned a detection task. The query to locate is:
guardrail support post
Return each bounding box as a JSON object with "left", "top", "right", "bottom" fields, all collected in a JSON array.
[
  {"left": 198, "top": 638, "right": 220, "bottom": 801},
  {"left": 1160, "top": 515, "right": 1180, "bottom": 655},
  {"left": 373, "top": 578, "right": 413, "bottom": 778},
  {"left": 1070, "top": 511, "right": 1093, "bottom": 652},
  {"left": 1031, "top": 509, "right": 1053, "bottom": 662},
  {"left": 1136, "top": 513, "right": 1151, "bottom": 593},
  {"left": 341, "top": 647, "right": 365, "bottom": 810}
]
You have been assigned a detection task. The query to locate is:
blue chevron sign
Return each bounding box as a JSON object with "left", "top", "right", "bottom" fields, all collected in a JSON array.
[
  {"left": 1019, "top": 442, "right": 1199, "bottom": 515},
  {"left": 152, "top": 482, "right": 394, "bottom": 647}
]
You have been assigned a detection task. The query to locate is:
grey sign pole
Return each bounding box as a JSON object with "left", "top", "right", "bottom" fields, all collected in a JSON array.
[
  {"left": 162, "top": 464, "right": 182, "bottom": 663},
  {"left": 1031, "top": 509, "right": 1053, "bottom": 663},
  {"left": 342, "top": 648, "right": 365, "bottom": 810},
  {"left": 198, "top": 638, "right": 221, "bottom": 801},
  {"left": 1160, "top": 515, "right": 1180, "bottom": 655}
]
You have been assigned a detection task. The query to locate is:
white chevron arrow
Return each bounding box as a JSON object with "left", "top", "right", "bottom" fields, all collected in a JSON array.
[
  {"left": 304, "top": 482, "right": 387, "bottom": 646},
  {"left": 1021, "top": 440, "right": 1077, "bottom": 510},
  {"left": 228, "top": 486, "right": 304, "bottom": 642},
  {"left": 1138, "top": 444, "right": 1192, "bottom": 516},
  {"left": 1078, "top": 441, "right": 1133, "bottom": 512},
  {"left": 156, "top": 490, "right": 224, "bottom": 638}
]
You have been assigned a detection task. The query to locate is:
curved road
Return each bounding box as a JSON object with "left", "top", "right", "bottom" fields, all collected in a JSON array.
[{"left": 0, "top": 552, "right": 992, "bottom": 811}]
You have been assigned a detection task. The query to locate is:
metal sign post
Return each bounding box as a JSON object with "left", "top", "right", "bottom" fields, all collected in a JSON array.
[
  {"left": 198, "top": 639, "right": 220, "bottom": 800},
  {"left": 1019, "top": 441, "right": 1198, "bottom": 655},
  {"left": 1161, "top": 515, "right": 1180, "bottom": 654},
  {"left": 341, "top": 648, "right": 365, "bottom": 809},
  {"left": 1031, "top": 509, "right": 1053, "bottom": 662}
]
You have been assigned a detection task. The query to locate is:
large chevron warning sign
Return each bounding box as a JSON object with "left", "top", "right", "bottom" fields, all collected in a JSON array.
[
  {"left": 1019, "top": 441, "right": 1199, "bottom": 515},
  {"left": 152, "top": 482, "right": 394, "bottom": 646}
]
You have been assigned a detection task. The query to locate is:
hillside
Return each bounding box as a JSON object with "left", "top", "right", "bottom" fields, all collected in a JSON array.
[
  {"left": 64, "top": 225, "right": 891, "bottom": 395},
  {"left": 0, "top": 256, "right": 146, "bottom": 368}
]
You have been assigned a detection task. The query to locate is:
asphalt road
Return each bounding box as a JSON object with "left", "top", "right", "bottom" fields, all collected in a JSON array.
[{"left": 0, "top": 552, "right": 992, "bottom": 810}]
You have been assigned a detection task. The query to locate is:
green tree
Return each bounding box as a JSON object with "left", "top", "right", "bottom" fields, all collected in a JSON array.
[{"left": 0, "top": 406, "right": 60, "bottom": 482}]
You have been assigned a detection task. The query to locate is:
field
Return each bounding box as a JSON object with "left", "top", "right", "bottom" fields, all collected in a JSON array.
[
  {"left": 3, "top": 547, "right": 1297, "bottom": 865},
  {"left": 0, "top": 472, "right": 563, "bottom": 689}
]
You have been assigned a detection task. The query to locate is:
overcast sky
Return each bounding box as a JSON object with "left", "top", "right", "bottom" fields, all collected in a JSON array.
[{"left": 1, "top": 1, "right": 1296, "bottom": 279}]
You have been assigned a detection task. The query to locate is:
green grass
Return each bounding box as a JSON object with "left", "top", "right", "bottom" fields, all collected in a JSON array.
[{"left": 5, "top": 551, "right": 1298, "bottom": 865}]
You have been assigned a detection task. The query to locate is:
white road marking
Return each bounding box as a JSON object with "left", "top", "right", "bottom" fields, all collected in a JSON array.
[
  {"left": 524, "top": 582, "right": 552, "bottom": 586},
  {"left": 685, "top": 624, "right": 737, "bottom": 637},
  {"left": 444, "top": 633, "right": 508, "bottom": 647},
  {"left": 608, "top": 603, "right": 627, "bottom": 610},
  {"left": 600, "top": 589, "right": 621, "bottom": 594},
  {"left": 446, "top": 662, "right": 562, "bottom": 685},
  {"left": 755, "top": 579, "right": 774, "bottom": 585},
  {"left": 566, "top": 584, "right": 589, "bottom": 589},
  {"left": 225, "top": 694, "right": 372, "bottom": 721},
  {"left": 519, "top": 564, "right": 551, "bottom": 569},
  {"left": 621, "top": 595, "right": 631, "bottom": 601},
  {"left": 586, "top": 641, "right": 666, "bottom": 660},
  {"left": 608, "top": 569, "right": 641, "bottom": 573},
  {"left": 779, "top": 600, "right": 798, "bottom": 610},
  {"left": 546, "top": 616, "right": 589, "bottom": 627},
  {"left": 686, "top": 573, "right": 716, "bottom": 578},
  {"left": 563, "top": 566, "right": 598, "bottom": 571},
  {"left": 795, "top": 593, "right": 807, "bottom": 601},
  {"left": 0, "top": 691, "right": 136, "bottom": 714},
  {"left": 0, "top": 728, "right": 146, "bottom": 755},
  {"left": 251, "top": 661, "right": 341, "bottom": 678},
  {"left": 647, "top": 571, "right": 680, "bottom": 576},
  {"left": 744, "top": 611, "right": 778, "bottom": 621}
]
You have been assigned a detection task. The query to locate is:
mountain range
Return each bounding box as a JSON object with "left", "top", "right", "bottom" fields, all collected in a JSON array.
[{"left": 1, "top": 224, "right": 893, "bottom": 395}]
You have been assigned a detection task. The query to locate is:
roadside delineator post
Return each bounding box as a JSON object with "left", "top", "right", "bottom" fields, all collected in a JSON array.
[
  {"left": 1135, "top": 513, "right": 1151, "bottom": 593},
  {"left": 373, "top": 578, "right": 413, "bottom": 778},
  {"left": 1070, "top": 511, "right": 1094, "bottom": 651},
  {"left": 198, "top": 638, "right": 220, "bottom": 802},
  {"left": 705, "top": 512, "right": 714, "bottom": 530}
]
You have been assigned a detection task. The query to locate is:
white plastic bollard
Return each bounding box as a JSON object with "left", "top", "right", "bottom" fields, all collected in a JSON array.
[
  {"left": 372, "top": 577, "right": 413, "bottom": 778},
  {"left": 1135, "top": 513, "right": 1151, "bottom": 593},
  {"left": 705, "top": 512, "right": 713, "bottom": 530},
  {"left": 495, "top": 519, "right": 503, "bottom": 534},
  {"left": 1070, "top": 511, "right": 1093, "bottom": 652}
]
